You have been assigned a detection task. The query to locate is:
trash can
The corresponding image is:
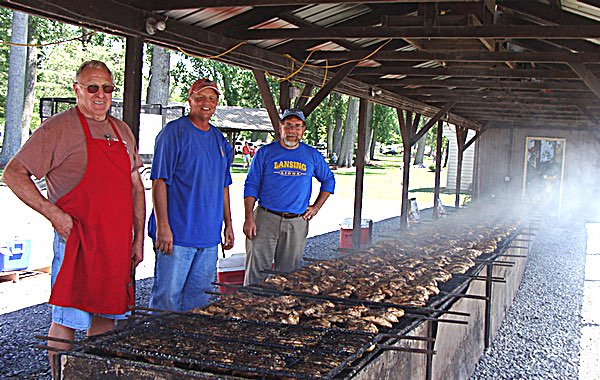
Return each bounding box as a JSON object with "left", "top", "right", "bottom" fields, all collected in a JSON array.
[
  {"left": 216, "top": 253, "right": 246, "bottom": 294},
  {"left": 0, "top": 239, "right": 31, "bottom": 272},
  {"left": 339, "top": 218, "right": 373, "bottom": 250}
]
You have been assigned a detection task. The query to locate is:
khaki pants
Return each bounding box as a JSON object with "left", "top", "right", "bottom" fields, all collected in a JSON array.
[{"left": 244, "top": 207, "right": 309, "bottom": 285}]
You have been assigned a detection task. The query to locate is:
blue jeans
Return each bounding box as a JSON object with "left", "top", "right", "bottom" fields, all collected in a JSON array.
[
  {"left": 51, "top": 232, "right": 128, "bottom": 330},
  {"left": 149, "top": 244, "right": 218, "bottom": 312}
]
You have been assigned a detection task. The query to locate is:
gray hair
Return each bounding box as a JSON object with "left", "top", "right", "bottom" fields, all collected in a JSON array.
[{"left": 75, "top": 60, "right": 113, "bottom": 81}]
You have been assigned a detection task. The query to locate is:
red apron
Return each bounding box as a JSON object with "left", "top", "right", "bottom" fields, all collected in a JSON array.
[{"left": 49, "top": 107, "right": 134, "bottom": 315}]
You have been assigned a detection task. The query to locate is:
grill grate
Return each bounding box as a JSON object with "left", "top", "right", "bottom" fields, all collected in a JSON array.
[
  {"left": 66, "top": 217, "right": 526, "bottom": 379},
  {"left": 79, "top": 314, "right": 381, "bottom": 379}
]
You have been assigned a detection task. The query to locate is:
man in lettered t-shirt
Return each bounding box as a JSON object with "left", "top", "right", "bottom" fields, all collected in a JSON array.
[{"left": 243, "top": 108, "right": 335, "bottom": 285}]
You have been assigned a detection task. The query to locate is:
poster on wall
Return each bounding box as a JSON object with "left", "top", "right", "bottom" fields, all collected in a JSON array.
[{"left": 523, "top": 137, "right": 565, "bottom": 216}]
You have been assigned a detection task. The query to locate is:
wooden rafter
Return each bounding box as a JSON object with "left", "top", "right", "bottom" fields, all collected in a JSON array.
[
  {"left": 375, "top": 78, "right": 588, "bottom": 91},
  {"left": 252, "top": 69, "right": 281, "bottom": 139},
  {"left": 350, "top": 66, "right": 587, "bottom": 79},
  {"left": 294, "top": 83, "right": 315, "bottom": 109},
  {"left": 237, "top": 25, "right": 600, "bottom": 41},
  {"left": 303, "top": 62, "right": 358, "bottom": 116},
  {"left": 308, "top": 50, "right": 600, "bottom": 63},
  {"left": 568, "top": 62, "right": 600, "bottom": 100},
  {"left": 141, "top": 0, "right": 489, "bottom": 11},
  {"left": 454, "top": 125, "right": 468, "bottom": 208},
  {"left": 462, "top": 123, "right": 490, "bottom": 152},
  {"left": 411, "top": 101, "right": 456, "bottom": 146}
]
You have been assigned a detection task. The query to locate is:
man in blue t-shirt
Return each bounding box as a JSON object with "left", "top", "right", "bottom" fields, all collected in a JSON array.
[
  {"left": 148, "top": 78, "right": 234, "bottom": 312},
  {"left": 243, "top": 108, "right": 335, "bottom": 285}
]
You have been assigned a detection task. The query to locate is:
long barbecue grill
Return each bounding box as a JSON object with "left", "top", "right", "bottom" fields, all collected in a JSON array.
[{"left": 54, "top": 205, "right": 536, "bottom": 379}]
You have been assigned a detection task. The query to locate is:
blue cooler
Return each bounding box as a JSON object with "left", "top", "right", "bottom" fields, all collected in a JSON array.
[{"left": 0, "top": 239, "right": 31, "bottom": 272}]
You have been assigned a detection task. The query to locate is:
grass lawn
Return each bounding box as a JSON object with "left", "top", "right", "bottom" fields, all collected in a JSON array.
[
  {"left": 230, "top": 153, "right": 468, "bottom": 208},
  {"left": 0, "top": 154, "right": 468, "bottom": 208}
]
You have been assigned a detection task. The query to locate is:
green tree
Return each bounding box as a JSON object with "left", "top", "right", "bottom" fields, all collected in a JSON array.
[
  {"left": 0, "top": 10, "right": 28, "bottom": 167},
  {"left": 171, "top": 53, "right": 278, "bottom": 107},
  {"left": 372, "top": 104, "right": 400, "bottom": 148}
]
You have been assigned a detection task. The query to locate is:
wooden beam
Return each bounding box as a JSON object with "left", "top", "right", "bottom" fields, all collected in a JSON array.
[
  {"left": 0, "top": 0, "right": 478, "bottom": 130},
  {"left": 498, "top": 1, "right": 599, "bottom": 26},
  {"left": 568, "top": 62, "right": 600, "bottom": 100},
  {"left": 411, "top": 101, "right": 455, "bottom": 146},
  {"left": 303, "top": 62, "right": 358, "bottom": 117},
  {"left": 575, "top": 105, "right": 600, "bottom": 145},
  {"left": 462, "top": 125, "right": 489, "bottom": 152},
  {"left": 397, "top": 108, "right": 411, "bottom": 229},
  {"left": 433, "top": 120, "right": 443, "bottom": 219},
  {"left": 489, "top": 123, "right": 594, "bottom": 131},
  {"left": 252, "top": 69, "right": 281, "bottom": 140},
  {"left": 309, "top": 50, "right": 600, "bottom": 64},
  {"left": 271, "top": 5, "right": 412, "bottom": 55},
  {"left": 466, "top": 115, "right": 594, "bottom": 126},
  {"left": 350, "top": 66, "right": 584, "bottom": 79},
  {"left": 295, "top": 83, "right": 314, "bottom": 109},
  {"left": 141, "top": 0, "right": 486, "bottom": 11},
  {"left": 377, "top": 78, "right": 588, "bottom": 91},
  {"left": 352, "top": 98, "right": 368, "bottom": 248},
  {"left": 412, "top": 113, "right": 422, "bottom": 138},
  {"left": 453, "top": 111, "right": 586, "bottom": 120},
  {"left": 411, "top": 95, "right": 598, "bottom": 106},
  {"left": 576, "top": 104, "right": 600, "bottom": 126},
  {"left": 279, "top": 81, "right": 290, "bottom": 111},
  {"left": 392, "top": 88, "right": 598, "bottom": 100},
  {"left": 238, "top": 25, "right": 600, "bottom": 41},
  {"left": 123, "top": 36, "right": 144, "bottom": 145},
  {"left": 467, "top": 14, "right": 495, "bottom": 52},
  {"left": 454, "top": 126, "right": 468, "bottom": 209}
]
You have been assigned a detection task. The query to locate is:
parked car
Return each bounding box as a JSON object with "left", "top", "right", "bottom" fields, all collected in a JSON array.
[{"left": 234, "top": 141, "right": 244, "bottom": 154}]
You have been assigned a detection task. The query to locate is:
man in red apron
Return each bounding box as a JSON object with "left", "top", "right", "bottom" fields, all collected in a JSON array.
[{"left": 3, "top": 60, "right": 146, "bottom": 373}]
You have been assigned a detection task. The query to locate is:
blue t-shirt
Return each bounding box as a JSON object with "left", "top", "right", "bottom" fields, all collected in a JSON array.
[
  {"left": 244, "top": 142, "right": 335, "bottom": 214},
  {"left": 148, "top": 117, "right": 233, "bottom": 247}
]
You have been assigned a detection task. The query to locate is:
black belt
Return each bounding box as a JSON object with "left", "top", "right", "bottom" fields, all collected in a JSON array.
[{"left": 259, "top": 205, "right": 304, "bottom": 219}]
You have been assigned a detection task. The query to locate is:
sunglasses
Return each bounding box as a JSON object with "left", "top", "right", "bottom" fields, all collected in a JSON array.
[{"left": 75, "top": 82, "right": 116, "bottom": 94}]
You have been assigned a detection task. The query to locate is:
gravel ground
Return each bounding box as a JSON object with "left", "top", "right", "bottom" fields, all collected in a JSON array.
[
  {"left": 0, "top": 213, "right": 592, "bottom": 379},
  {"left": 471, "top": 220, "right": 587, "bottom": 380}
]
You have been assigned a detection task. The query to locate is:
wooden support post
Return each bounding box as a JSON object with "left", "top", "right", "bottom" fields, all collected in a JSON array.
[
  {"left": 294, "top": 83, "right": 314, "bottom": 109},
  {"left": 398, "top": 109, "right": 416, "bottom": 229},
  {"left": 455, "top": 126, "right": 468, "bottom": 208},
  {"left": 410, "top": 101, "right": 455, "bottom": 146},
  {"left": 123, "top": 36, "right": 144, "bottom": 144},
  {"left": 433, "top": 120, "right": 443, "bottom": 219},
  {"left": 352, "top": 98, "right": 368, "bottom": 249},
  {"left": 303, "top": 62, "right": 358, "bottom": 117},
  {"left": 252, "top": 69, "right": 281, "bottom": 141},
  {"left": 472, "top": 138, "right": 480, "bottom": 201},
  {"left": 279, "top": 80, "right": 290, "bottom": 111}
]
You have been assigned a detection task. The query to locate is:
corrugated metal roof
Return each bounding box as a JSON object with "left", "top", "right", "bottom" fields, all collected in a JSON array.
[
  {"left": 170, "top": 7, "right": 252, "bottom": 28},
  {"left": 562, "top": 0, "right": 600, "bottom": 22},
  {"left": 294, "top": 4, "right": 372, "bottom": 27}
]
